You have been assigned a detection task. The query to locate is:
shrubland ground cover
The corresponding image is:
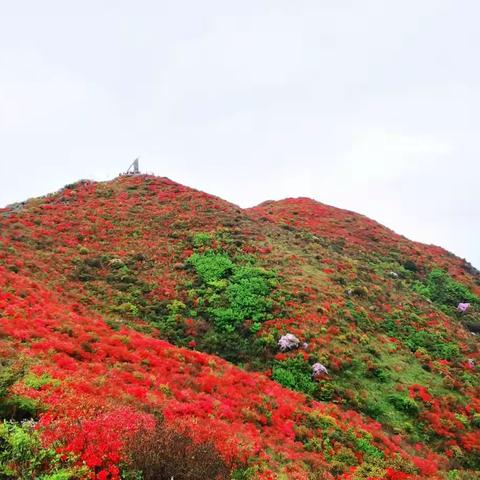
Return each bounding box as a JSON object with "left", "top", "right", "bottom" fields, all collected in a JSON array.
[{"left": 0, "top": 175, "right": 478, "bottom": 479}]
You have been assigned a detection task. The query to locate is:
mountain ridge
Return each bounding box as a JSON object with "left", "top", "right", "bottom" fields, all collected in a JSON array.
[{"left": 5, "top": 175, "right": 476, "bottom": 273}]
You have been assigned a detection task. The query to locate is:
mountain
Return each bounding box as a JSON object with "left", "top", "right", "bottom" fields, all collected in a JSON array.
[{"left": 0, "top": 174, "right": 479, "bottom": 480}]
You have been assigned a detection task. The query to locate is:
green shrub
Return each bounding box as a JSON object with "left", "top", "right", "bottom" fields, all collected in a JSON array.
[
  {"left": 362, "top": 399, "right": 386, "bottom": 419},
  {"left": 0, "top": 363, "right": 19, "bottom": 402},
  {"left": 210, "top": 266, "right": 273, "bottom": 328},
  {"left": 192, "top": 232, "right": 212, "bottom": 248},
  {"left": 354, "top": 436, "right": 384, "bottom": 459},
  {"left": 198, "top": 329, "right": 273, "bottom": 366},
  {"left": 231, "top": 466, "right": 258, "bottom": 480},
  {"left": 0, "top": 362, "right": 39, "bottom": 421},
  {"left": 405, "top": 330, "right": 460, "bottom": 360},
  {"left": 403, "top": 260, "right": 418, "bottom": 272},
  {"left": 23, "top": 374, "right": 59, "bottom": 391},
  {"left": 272, "top": 356, "right": 317, "bottom": 396},
  {"left": 472, "top": 413, "right": 480, "bottom": 428},
  {"left": 303, "top": 436, "right": 322, "bottom": 452},
  {"left": 0, "top": 421, "right": 84, "bottom": 479},
  {"left": 365, "top": 365, "right": 391, "bottom": 383},
  {"left": 332, "top": 446, "right": 359, "bottom": 469},
  {"left": 437, "top": 342, "right": 460, "bottom": 360},
  {"left": 304, "top": 411, "right": 336, "bottom": 430},
  {"left": 315, "top": 380, "right": 336, "bottom": 401},
  {"left": 388, "top": 394, "right": 419, "bottom": 416},
  {"left": 413, "top": 268, "right": 478, "bottom": 308},
  {"left": 110, "top": 302, "right": 140, "bottom": 317},
  {"left": 188, "top": 252, "right": 234, "bottom": 282},
  {"left": 404, "top": 330, "right": 436, "bottom": 352},
  {"left": 188, "top": 251, "right": 276, "bottom": 332}
]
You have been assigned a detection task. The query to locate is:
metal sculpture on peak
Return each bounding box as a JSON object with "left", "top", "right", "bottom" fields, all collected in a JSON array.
[{"left": 125, "top": 158, "right": 140, "bottom": 175}]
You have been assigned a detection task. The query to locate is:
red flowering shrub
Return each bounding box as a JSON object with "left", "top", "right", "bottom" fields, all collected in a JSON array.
[{"left": 0, "top": 175, "right": 478, "bottom": 478}]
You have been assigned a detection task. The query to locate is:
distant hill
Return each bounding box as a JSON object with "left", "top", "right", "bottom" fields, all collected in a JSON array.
[{"left": 0, "top": 175, "right": 479, "bottom": 479}]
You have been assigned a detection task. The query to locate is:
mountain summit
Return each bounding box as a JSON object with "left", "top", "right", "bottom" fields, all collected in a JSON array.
[{"left": 0, "top": 175, "right": 479, "bottom": 479}]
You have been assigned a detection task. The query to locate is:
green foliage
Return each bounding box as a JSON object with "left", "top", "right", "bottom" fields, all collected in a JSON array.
[
  {"left": 472, "top": 413, "right": 480, "bottom": 428},
  {"left": 315, "top": 380, "right": 336, "bottom": 401},
  {"left": 188, "top": 250, "right": 276, "bottom": 332},
  {"left": 0, "top": 362, "right": 40, "bottom": 421},
  {"left": 350, "top": 460, "right": 387, "bottom": 480},
  {"left": 403, "top": 260, "right": 418, "bottom": 273},
  {"left": 404, "top": 330, "right": 460, "bottom": 360},
  {"left": 447, "top": 471, "right": 480, "bottom": 480},
  {"left": 304, "top": 412, "right": 336, "bottom": 430},
  {"left": 413, "top": 268, "right": 478, "bottom": 308},
  {"left": 370, "top": 367, "right": 391, "bottom": 383},
  {"left": 197, "top": 329, "right": 274, "bottom": 368},
  {"left": 111, "top": 302, "right": 140, "bottom": 317},
  {"left": 231, "top": 466, "right": 258, "bottom": 480},
  {"left": 166, "top": 299, "right": 186, "bottom": 316},
  {"left": 331, "top": 447, "right": 358, "bottom": 472},
  {"left": 387, "top": 394, "right": 419, "bottom": 416},
  {"left": 72, "top": 255, "right": 154, "bottom": 318},
  {"left": 150, "top": 300, "right": 189, "bottom": 344},
  {"left": 354, "top": 436, "right": 384, "bottom": 459},
  {"left": 437, "top": 342, "right": 460, "bottom": 360},
  {"left": 0, "top": 421, "right": 84, "bottom": 479},
  {"left": 191, "top": 232, "right": 212, "bottom": 248},
  {"left": 304, "top": 437, "right": 323, "bottom": 453},
  {"left": 362, "top": 399, "right": 387, "bottom": 419},
  {"left": 71, "top": 256, "right": 104, "bottom": 281},
  {"left": 272, "top": 356, "right": 317, "bottom": 396},
  {"left": 23, "top": 374, "right": 59, "bottom": 391},
  {"left": 188, "top": 252, "right": 234, "bottom": 283},
  {"left": 209, "top": 266, "right": 274, "bottom": 329},
  {"left": 0, "top": 363, "right": 19, "bottom": 401}
]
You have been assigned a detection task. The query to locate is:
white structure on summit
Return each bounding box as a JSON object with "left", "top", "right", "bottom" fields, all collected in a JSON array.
[{"left": 126, "top": 158, "right": 140, "bottom": 175}]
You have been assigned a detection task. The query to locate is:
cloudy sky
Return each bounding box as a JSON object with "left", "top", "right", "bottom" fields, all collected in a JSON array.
[{"left": 0, "top": 1, "right": 478, "bottom": 268}]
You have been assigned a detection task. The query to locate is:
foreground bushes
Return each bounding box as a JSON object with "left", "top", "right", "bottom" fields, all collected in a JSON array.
[
  {"left": 123, "top": 421, "right": 234, "bottom": 480},
  {"left": 0, "top": 421, "right": 84, "bottom": 479}
]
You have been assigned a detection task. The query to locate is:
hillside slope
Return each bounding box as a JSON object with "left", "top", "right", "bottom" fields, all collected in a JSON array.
[{"left": 0, "top": 175, "right": 479, "bottom": 479}]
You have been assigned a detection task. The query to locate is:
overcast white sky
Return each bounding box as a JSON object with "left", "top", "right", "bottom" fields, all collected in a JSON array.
[{"left": 0, "top": 1, "right": 478, "bottom": 268}]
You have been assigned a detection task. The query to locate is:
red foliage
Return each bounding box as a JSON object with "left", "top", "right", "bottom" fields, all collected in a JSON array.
[{"left": 0, "top": 175, "right": 477, "bottom": 478}]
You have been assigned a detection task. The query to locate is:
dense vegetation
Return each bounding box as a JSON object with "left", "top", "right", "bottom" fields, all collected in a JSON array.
[{"left": 0, "top": 175, "right": 478, "bottom": 479}]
